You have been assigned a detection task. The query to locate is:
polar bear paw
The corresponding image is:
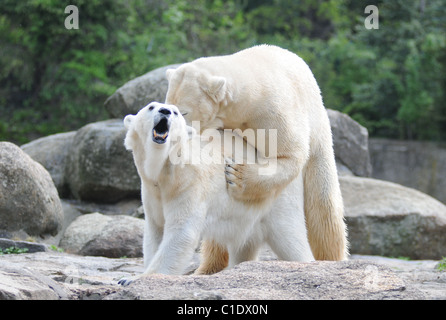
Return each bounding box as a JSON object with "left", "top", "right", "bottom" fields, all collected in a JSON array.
[
  {"left": 224, "top": 158, "right": 262, "bottom": 202},
  {"left": 224, "top": 158, "right": 244, "bottom": 187},
  {"left": 224, "top": 157, "right": 274, "bottom": 203},
  {"left": 118, "top": 274, "right": 143, "bottom": 286}
]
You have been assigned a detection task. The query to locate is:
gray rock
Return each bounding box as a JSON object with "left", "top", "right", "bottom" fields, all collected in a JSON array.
[
  {"left": 369, "top": 138, "right": 446, "bottom": 204},
  {"left": 0, "top": 250, "right": 442, "bottom": 300},
  {"left": 65, "top": 119, "right": 140, "bottom": 202},
  {"left": 327, "top": 109, "right": 372, "bottom": 177},
  {"left": 0, "top": 264, "right": 68, "bottom": 300},
  {"left": 341, "top": 176, "right": 446, "bottom": 259},
  {"left": 104, "top": 64, "right": 182, "bottom": 118},
  {"left": 0, "top": 251, "right": 142, "bottom": 300},
  {"left": 21, "top": 131, "right": 76, "bottom": 197},
  {"left": 0, "top": 142, "right": 63, "bottom": 237},
  {"left": 59, "top": 212, "right": 144, "bottom": 258},
  {"left": 352, "top": 255, "right": 446, "bottom": 300}
]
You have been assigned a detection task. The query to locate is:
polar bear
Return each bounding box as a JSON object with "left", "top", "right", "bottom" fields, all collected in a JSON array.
[
  {"left": 118, "top": 102, "right": 314, "bottom": 285},
  {"left": 165, "top": 45, "right": 348, "bottom": 261}
]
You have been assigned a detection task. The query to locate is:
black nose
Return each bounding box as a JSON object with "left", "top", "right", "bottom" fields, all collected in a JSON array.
[{"left": 159, "top": 108, "right": 171, "bottom": 115}]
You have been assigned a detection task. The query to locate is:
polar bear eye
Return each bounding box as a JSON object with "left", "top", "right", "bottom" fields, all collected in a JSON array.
[
  {"left": 148, "top": 106, "right": 154, "bottom": 111},
  {"left": 173, "top": 111, "right": 178, "bottom": 116}
]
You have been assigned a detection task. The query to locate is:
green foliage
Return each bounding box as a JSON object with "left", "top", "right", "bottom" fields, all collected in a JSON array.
[
  {"left": 437, "top": 257, "right": 446, "bottom": 272},
  {"left": 0, "top": 0, "right": 445, "bottom": 142},
  {"left": 0, "top": 247, "right": 29, "bottom": 255},
  {"left": 49, "top": 245, "right": 64, "bottom": 253},
  {"left": 0, "top": 0, "right": 129, "bottom": 143},
  {"left": 345, "top": 0, "right": 446, "bottom": 140},
  {"left": 245, "top": 0, "right": 341, "bottom": 40}
]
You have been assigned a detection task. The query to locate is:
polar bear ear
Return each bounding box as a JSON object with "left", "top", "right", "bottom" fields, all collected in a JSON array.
[
  {"left": 165, "top": 69, "right": 176, "bottom": 82},
  {"left": 124, "top": 114, "right": 135, "bottom": 129},
  {"left": 203, "top": 76, "right": 226, "bottom": 103}
]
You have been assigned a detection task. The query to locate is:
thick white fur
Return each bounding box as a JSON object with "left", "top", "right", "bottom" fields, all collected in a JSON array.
[
  {"left": 119, "top": 102, "right": 313, "bottom": 285},
  {"left": 165, "top": 45, "right": 348, "bottom": 261}
]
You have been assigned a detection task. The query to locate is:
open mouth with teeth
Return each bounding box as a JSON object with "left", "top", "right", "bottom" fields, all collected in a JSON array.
[{"left": 152, "top": 117, "right": 169, "bottom": 144}]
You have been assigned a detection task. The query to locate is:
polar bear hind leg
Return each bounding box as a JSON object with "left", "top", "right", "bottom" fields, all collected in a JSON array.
[
  {"left": 194, "top": 240, "right": 229, "bottom": 275},
  {"left": 264, "top": 173, "right": 315, "bottom": 262}
]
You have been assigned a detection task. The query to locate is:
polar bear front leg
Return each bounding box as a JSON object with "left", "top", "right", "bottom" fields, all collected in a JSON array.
[
  {"left": 118, "top": 227, "right": 201, "bottom": 286},
  {"left": 142, "top": 215, "right": 163, "bottom": 268},
  {"left": 118, "top": 201, "right": 206, "bottom": 286},
  {"left": 117, "top": 213, "right": 165, "bottom": 286}
]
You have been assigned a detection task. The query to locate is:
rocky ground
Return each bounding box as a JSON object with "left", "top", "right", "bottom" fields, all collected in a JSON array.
[{"left": 0, "top": 246, "right": 444, "bottom": 300}]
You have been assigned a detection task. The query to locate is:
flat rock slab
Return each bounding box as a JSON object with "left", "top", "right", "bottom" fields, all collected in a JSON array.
[
  {"left": 109, "top": 260, "right": 425, "bottom": 300},
  {"left": 352, "top": 255, "right": 446, "bottom": 300},
  {"left": 0, "top": 251, "right": 437, "bottom": 300},
  {"left": 0, "top": 251, "right": 143, "bottom": 300}
]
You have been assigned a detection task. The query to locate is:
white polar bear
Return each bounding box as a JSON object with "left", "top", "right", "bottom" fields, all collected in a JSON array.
[
  {"left": 165, "top": 45, "right": 348, "bottom": 261},
  {"left": 119, "top": 102, "right": 314, "bottom": 285}
]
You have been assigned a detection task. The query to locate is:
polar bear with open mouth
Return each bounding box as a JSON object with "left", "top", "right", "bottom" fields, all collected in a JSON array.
[{"left": 119, "top": 102, "right": 313, "bottom": 285}]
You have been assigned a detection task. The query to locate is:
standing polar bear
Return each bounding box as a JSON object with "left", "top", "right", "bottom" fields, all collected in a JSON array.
[
  {"left": 119, "top": 102, "right": 314, "bottom": 285},
  {"left": 165, "top": 45, "right": 348, "bottom": 261}
]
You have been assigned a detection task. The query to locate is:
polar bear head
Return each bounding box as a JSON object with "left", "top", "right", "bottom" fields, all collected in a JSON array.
[
  {"left": 124, "top": 102, "right": 187, "bottom": 147},
  {"left": 124, "top": 102, "right": 196, "bottom": 179},
  {"left": 165, "top": 63, "right": 228, "bottom": 130}
]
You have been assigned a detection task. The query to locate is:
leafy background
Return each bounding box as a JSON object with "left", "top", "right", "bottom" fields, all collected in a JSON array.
[{"left": 1, "top": 0, "right": 445, "bottom": 144}]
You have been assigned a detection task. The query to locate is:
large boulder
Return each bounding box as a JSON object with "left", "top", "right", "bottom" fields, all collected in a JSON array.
[
  {"left": 369, "top": 138, "right": 446, "bottom": 204},
  {"left": 59, "top": 212, "right": 144, "bottom": 258},
  {"left": 0, "top": 142, "right": 63, "bottom": 238},
  {"left": 327, "top": 109, "right": 372, "bottom": 177},
  {"left": 104, "top": 64, "right": 182, "bottom": 118},
  {"left": 65, "top": 119, "right": 140, "bottom": 203},
  {"left": 341, "top": 176, "right": 446, "bottom": 259},
  {"left": 21, "top": 131, "right": 76, "bottom": 198}
]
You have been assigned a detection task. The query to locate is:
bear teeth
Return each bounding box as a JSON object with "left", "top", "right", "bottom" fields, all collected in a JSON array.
[{"left": 153, "top": 129, "right": 168, "bottom": 139}]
